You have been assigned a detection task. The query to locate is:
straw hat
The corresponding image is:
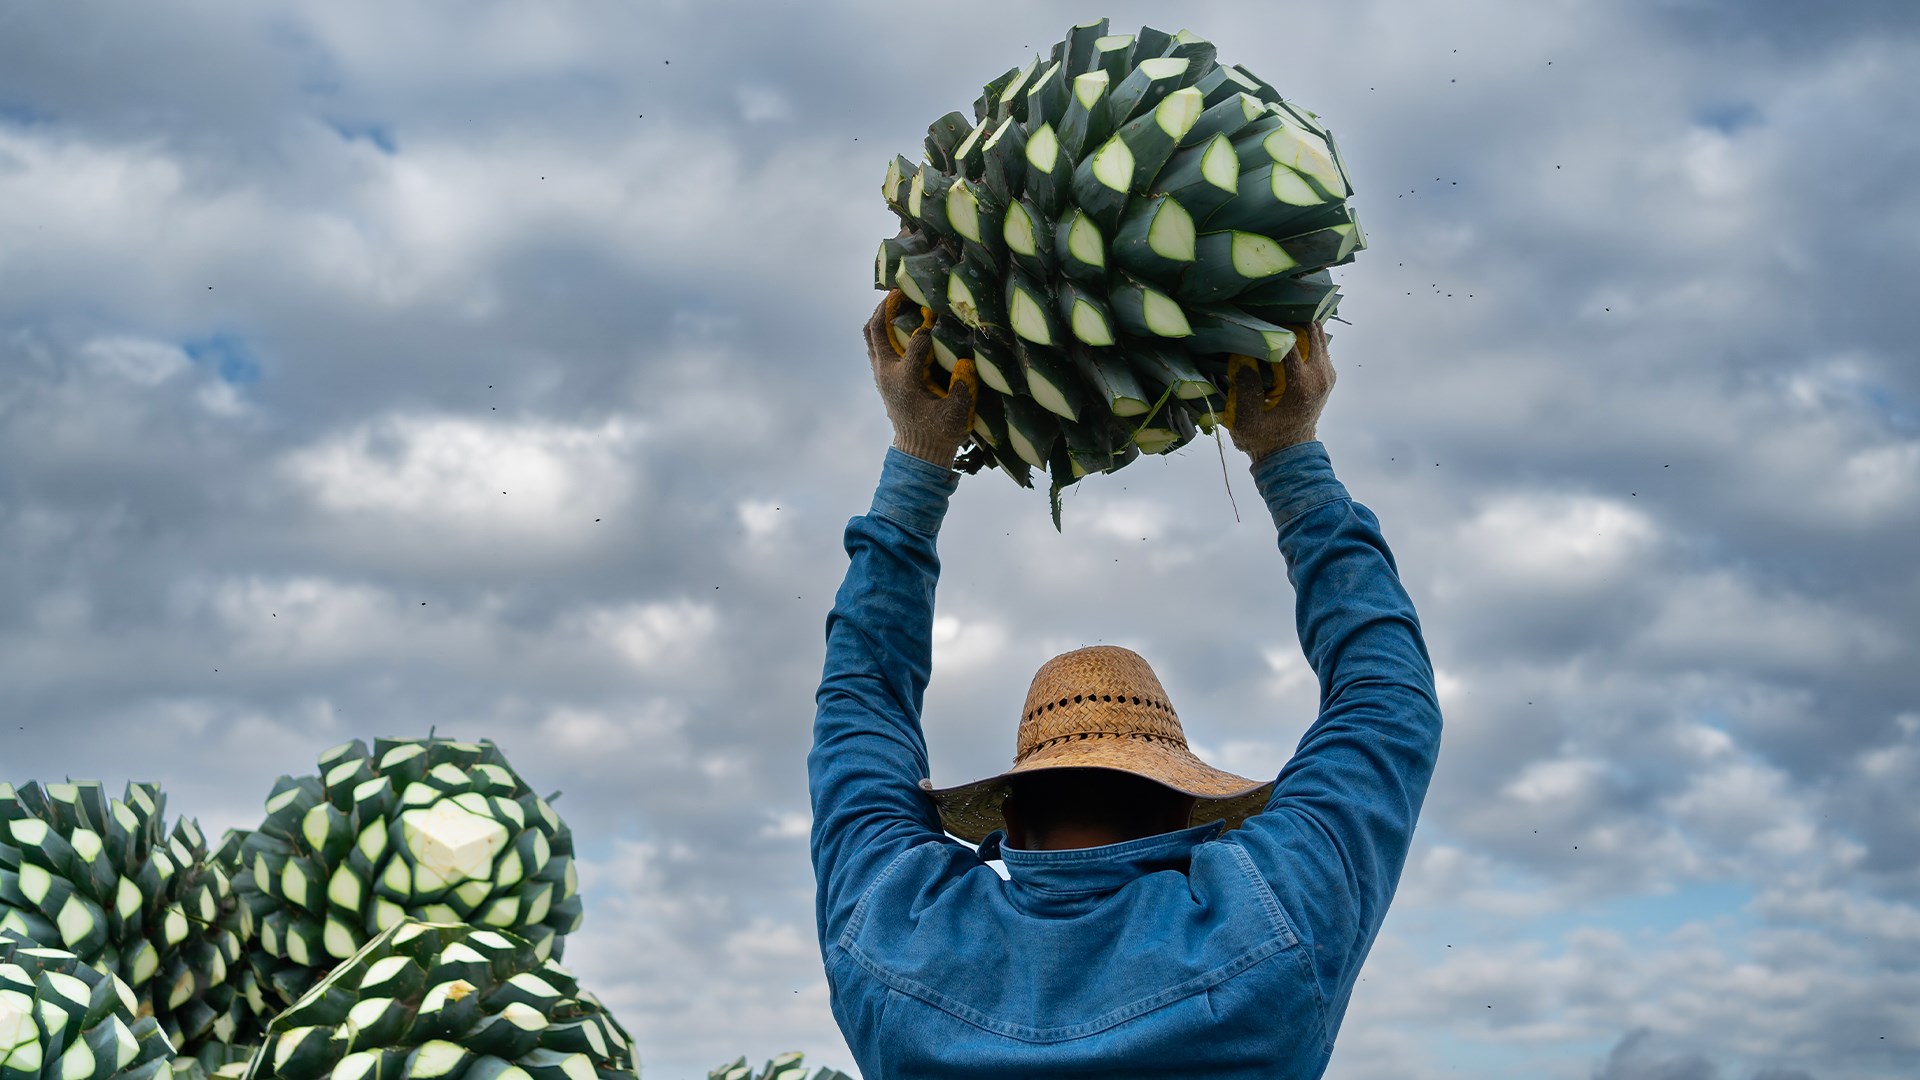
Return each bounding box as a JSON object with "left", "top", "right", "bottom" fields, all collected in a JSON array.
[{"left": 920, "top": 645, "right": 1275, "bottom": 844}]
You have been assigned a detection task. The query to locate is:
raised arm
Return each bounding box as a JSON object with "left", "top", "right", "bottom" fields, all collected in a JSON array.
[
  {"left": 1218, "top": 327, "right": 1444, "bottom": 1032},
  {"left": 810, "top": 295, "right": 977, "bottom": 953}
]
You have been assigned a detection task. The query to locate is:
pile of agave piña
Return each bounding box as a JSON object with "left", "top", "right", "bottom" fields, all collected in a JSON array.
[
  {"left": 876, "top": 17, "right": 1363, "bottom": 524},
  {"left": 2, "top": 737, "right": 846, "bottom": 1080},
  {"left": 706, "top": 1055, "right": 849, "bottom": 1080}
]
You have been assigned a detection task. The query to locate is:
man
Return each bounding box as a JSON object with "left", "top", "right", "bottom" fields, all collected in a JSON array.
[{"left": 810, "top": 291, "right": 1443, "bottom": 1077}]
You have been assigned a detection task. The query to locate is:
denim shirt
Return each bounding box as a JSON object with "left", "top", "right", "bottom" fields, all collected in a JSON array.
[{"left": 811, "top": 444, "right": 1442, "bottom": 1078}]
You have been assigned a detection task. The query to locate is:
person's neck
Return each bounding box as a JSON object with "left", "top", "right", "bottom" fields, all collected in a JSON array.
[
  {"left": 1010, "top": 799, "right": 1199, "bottom": 850},
  {"left": 1027, "top": 823, "right": 1164, "bottom": 850}
]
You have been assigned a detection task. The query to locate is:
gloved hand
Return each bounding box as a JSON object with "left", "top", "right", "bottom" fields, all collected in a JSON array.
[
  {"left": 864, "top": 290, "right": 977, "bottom": 469},
  {"left": 1222, "top": 321, "right": 1335, "bottom": 463}
]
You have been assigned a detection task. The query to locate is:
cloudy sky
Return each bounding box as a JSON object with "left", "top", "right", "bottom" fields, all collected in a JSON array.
[{"left": 3, "top": 0, "right": 1917, "bottom": 1076}]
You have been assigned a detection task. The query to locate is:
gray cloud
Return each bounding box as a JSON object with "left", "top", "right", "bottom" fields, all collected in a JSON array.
[
  {"left": 1592, "top": 1028, "right": 1820, "bottom": 1080},
  {"left": 1594, "top": 1030, "right": 1722, "bottom": 1080},
  {"left": 3, "top": 1, "right": 1918, "bottom": 1077}
]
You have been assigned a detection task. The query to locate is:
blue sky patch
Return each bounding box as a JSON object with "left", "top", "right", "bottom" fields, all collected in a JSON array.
[
  {"left": 184, "top": 334, "right": 263, "bottom": 385},
  {"left": 326, "top": 118, "right": 398, "bottom": 154},
  {"left": 1523, "top": 881, "right": 1759, "bottom": 956},
  {"left": 1695, "top": 101, "right": 1762, "bottom": 134},
  {"left": 0, "top": 102, "right": 52, "bottom": 126}
]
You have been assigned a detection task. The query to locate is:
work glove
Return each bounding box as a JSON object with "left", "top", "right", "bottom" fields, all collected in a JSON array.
[
  {"left": 864, "top": 290, "right": 977, "bottom": 469},
  {"left": 1222, "top": 321, "right": 1335, "bottom": 463}
]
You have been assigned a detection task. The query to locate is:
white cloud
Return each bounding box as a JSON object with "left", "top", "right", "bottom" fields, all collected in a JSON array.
[
  {"left": 737, "top": 498, "right": 788, "bottom": 542},
  {"left": 78, "top": 335, "right": 190, "bottom": 385},
  {"left": 566, "top": 599, "right": 719, "bottom": 673},
  {"left": 1082, "top": 499, "right": 1168, "bottom": 544},
  {"left": 930, "top": 614, "right": 1007, "bottom": 673},
  {"left": 1501, "top": 756, "right": 1609, "bottom": 808},
  {"left": 278, "top": 412, "right": 643, "bottom": 548},
  {"left": 1660, "top": 757, "right": 1818, "bottom": 859},
  {"left": 1756, "top": 884, "right": 1920, "bottom": 947},
  {"left": 735, "top": 85, "right": 793, "bottom": 124},
  {"left": 1634, "top": 569, "right": 1899, "bottom": 671},
  {"left": 296, "top": 2, "right": 607, "bottom": 86},
  {"left": 759, "top": 811, "right": 810, "bottom": 841},
  {"left": 6, "top": 3, "right": 1919, "bottom": 1077},
  {"left": 205, "top": 574, "right": 415, "bottom": 665},
  {"left": 722, "top": 916, "right": 815, "bottom": 973},
  {"left": 196, "top": 379, "right": 251, "bottom": 417},
  {"left": 1261, "top": 644, "right": 1317, "bottom": 699},
  {"left": 1433, "top": 666, "right": 1469, "bottom": 713},
  {"left": 1836, "top": 440, "right": 1920, "bottom": 519},
  {"left": 536, "top": 701, "right": 685, "bottom": 755},
  {"left": 1446, "top": 494, "right": 1659, "bottom": 594}
]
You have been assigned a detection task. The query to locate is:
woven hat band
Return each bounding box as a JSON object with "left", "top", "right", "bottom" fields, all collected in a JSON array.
[{"left": 1024, "top": 729, "right": 1186, "bottom": 756}]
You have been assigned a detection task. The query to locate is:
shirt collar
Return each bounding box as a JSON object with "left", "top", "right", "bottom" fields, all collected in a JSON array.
[{"left": 977, "top": 820, "right": 1228, "bottom": 894}]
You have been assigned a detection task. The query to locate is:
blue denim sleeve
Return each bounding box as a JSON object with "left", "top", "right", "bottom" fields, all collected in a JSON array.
[
  {"left": 810, "top": 447, "right": 960, "bottom": 954},
  {"left": 1225, "top": 441, "right": 1443, "bottom": 1031}
]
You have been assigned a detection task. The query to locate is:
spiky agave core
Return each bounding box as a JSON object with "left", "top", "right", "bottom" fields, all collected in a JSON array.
[
  {"left": 1, "top": 931, "right": 177, "bottom": 1080},
  {"left": 876, "top": 19, "right": 1363, "bottom": 514},
  {"left": 708, "top": 1053, "right": 853, "bottom": 1080},
  {"left": 173, "top": 1042, "right": 255, "bottom": 1080},
  {"left": 0, "top": 781, "right": 246, "bottom": 1055},
  {"left": 239, "top": 920, "right": 634, "bottom": 1080},
  {"left": 227, "top": 739, "right": 582, "bottom": 1039}
]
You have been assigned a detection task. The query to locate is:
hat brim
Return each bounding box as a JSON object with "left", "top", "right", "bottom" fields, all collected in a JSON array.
[{"left": 920, "top": 733, "right": 1276, "bottom": 845}]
